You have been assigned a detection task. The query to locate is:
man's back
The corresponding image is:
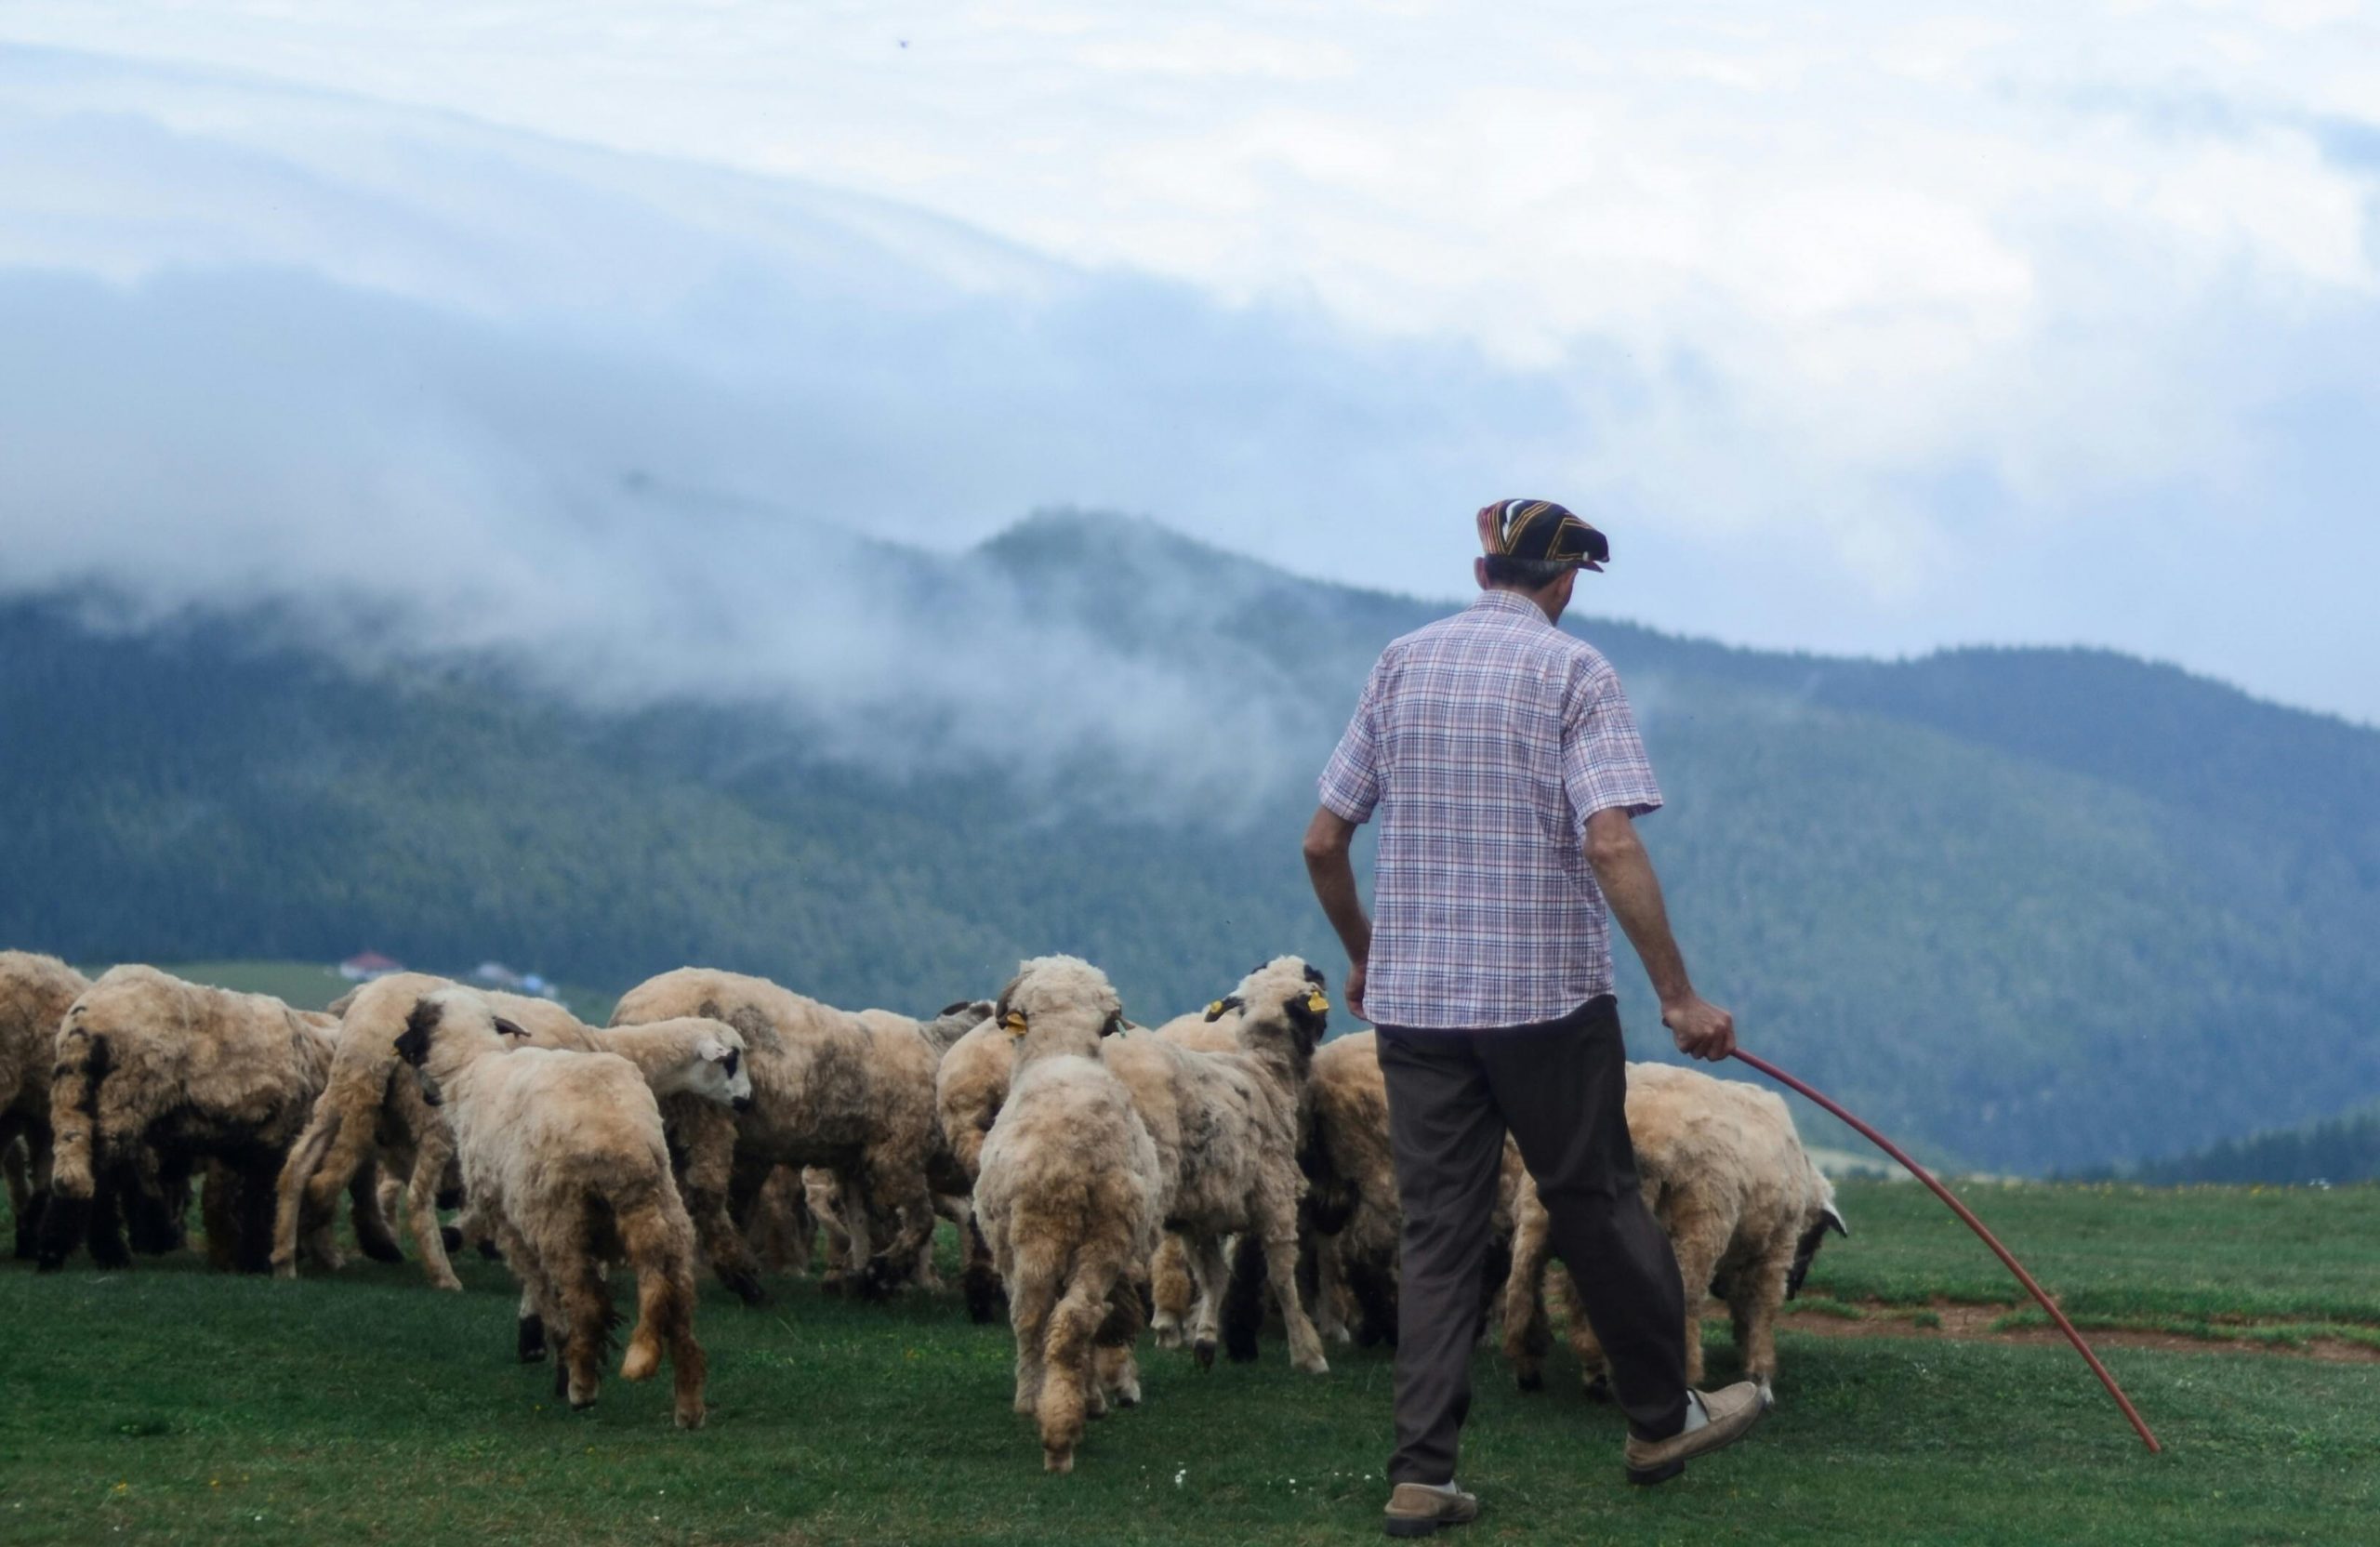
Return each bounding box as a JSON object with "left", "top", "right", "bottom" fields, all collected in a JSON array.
[{"left": 1317, "top": 589, "right": 1660, "bottom": 1031}]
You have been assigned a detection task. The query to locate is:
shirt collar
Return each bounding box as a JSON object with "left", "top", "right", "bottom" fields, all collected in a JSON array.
[{"left": 1470, "top": 588, "right": 1552, "bottom": 625}]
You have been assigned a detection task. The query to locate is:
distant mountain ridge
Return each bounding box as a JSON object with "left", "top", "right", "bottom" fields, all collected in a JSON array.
[{"left": 5, "top": 509, "right": 2376, "bottom": 1175}]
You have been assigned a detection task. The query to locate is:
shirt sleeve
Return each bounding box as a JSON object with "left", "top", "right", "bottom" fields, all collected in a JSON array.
[
  {"left": 1562, "top": 660, "right": 1663, "bottom": 834},
  {"left": 1316, "top": 663, "right": 1384, "bottom": 824}
]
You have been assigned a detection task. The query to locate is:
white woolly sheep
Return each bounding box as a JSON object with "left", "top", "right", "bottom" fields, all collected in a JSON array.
[
  {"left": 608, "top": 968, "right": 953, "bottom": 1303},
  {"left": 395, "top": 987, "right": 710, "bottom": 1427},
  {"left": 1, "top": 952, "right": 90, "bottom": 1260},
  {"left": 37, "top": 966, "right": 343, "bottom": 1274},
  {"left": 1501, "top": 1060, "right": 1846, "bottom": 1403},
  {"left": 271, "top": 972, "right": 599, "bottom": 1290},
  {"left": 973, "top": 956, "right": 1166, "bottom": 1473}
]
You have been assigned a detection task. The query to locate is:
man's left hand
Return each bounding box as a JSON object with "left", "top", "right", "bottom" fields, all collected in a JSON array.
[{"left": 1662, "top": 994, "right": 1736, "bottom": 1062}]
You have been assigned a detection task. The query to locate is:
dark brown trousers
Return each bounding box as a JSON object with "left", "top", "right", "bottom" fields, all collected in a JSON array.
[{"left": 1376, "top": 996, "right": 1687, "bottom": 1484}]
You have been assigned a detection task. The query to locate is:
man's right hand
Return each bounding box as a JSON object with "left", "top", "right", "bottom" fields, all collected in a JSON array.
[
  {"left": 1344, "top": 961, "right": 1368, "bottom": 1022},
  {"left": 1662, "top": 994, "right": 1736, "bottom": 1062}
]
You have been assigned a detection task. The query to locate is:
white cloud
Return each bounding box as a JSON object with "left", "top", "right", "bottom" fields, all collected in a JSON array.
[{"left": 1, "top": 7, "right": 2377, "bottom": 724}]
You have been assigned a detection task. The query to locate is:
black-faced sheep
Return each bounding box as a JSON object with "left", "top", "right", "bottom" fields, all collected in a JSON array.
[
  {"left": 973, "top": 957, "right": 1165, "bottom": 1474},
  {"left": 1, "top": 952, "right": 89, "bottom": 1259},
  {"left": 608, "top": 969, "right": 959, "bottom": 1304},
  {"left": 1502, "top": 1060, "right": 1846, "bottom": 1403},
  {"left": 270, "top": 972, "right": 598, "bottom": 1290},
  {"left": 37, "top": 967, "right": 343, "bottom": 1274},
  {"left": 395, "top": 988, "right": 710, "bottom": 1428}
]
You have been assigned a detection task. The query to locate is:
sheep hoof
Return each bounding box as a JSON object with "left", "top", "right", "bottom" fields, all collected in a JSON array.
[
  {"left": 1294, "top": 1353, "right": 1330, "bottom": 1376},
  {"left": 674, "top": 1404, "right": 706, "bottom": 1431},
  {"left": 721, "top": 1268, "right": 768, "bottom": 1307},
  {"left": 1193, "top": 1339, "right": 1216, "bottom": 1370},
  {"left": 1582, "top": 1375, "right": 1613, "bottom": 1403},
  {"left": 621, "top": 1341, "right": 661, "bottom": 1382},
  {"left": 518, "top": 1316, "right": 548, "bottom": 1363},
  {"left": 1152, "top": 1323, "right": 1183, "bottom": 1349},
  {"left": 477, "top": 1238, "right": 503, "bottom": 1263},
  {"left": 436, "top": 1187, "right": 464, "bottom": 1210},
  {"left": 439, "top": 1225, "right": 464, "bottom": 1253},
  {"left": 1515, "top": 1368, "right": 1544, "bottom": 1394},
  {"left": 1043, "top": 1448, "right": 1075, "bottom": 1475}
]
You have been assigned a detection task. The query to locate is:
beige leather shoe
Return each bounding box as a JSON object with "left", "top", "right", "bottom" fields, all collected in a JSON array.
[
  {"left": 1622, "top": 1382, "right": 1769, "bottom": 1486},
  {"left": 1382, "top": 1482, "right": 1480, "bottom": 1537}
]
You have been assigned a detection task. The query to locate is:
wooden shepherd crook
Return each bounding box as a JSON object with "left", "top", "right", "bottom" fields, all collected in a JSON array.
[{"left": 1729, "top": 1047, "right": 2164, "bottom": 1455}]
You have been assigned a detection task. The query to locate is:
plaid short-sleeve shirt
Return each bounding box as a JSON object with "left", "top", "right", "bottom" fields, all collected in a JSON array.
[{"left": 1316, "top": 589, "right": 1662, "bottom": 1030}]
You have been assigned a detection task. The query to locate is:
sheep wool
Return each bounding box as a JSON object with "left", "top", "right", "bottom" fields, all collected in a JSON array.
[
  {"left": 38, "top": 966, "right": 341, "bottom": 1275},
  {"left": 973, "top": 956, "right": 1165, "bottom": 1474},
  {"left": 1502, "top": 1060, "right": 1846, "bottom": 1403},
  {"left": 0, "top": 952, "right": 90, "bottom": 1260},
  {"left": 396, "top": 988, "right": 709, "bottom": 1428},
  {"left": 271, "top": 972, "right": 598, "bottom": 1290}
]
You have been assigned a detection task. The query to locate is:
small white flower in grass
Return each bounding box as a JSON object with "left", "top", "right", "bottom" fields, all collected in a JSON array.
[{"left": 1174, "top": 1468, "right": 1187, "bottom": 1488}]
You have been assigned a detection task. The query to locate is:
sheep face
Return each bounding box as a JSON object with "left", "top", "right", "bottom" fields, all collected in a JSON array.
[
  {"left": 680, "top": 1027, "right": 754, "bottom": 1112},
  {"left": 1215, "top": 956, "right": 1331, "bottom": 1058},
  {"left": 1785, "top": 1194, "right": 1849, "bottom": 1300}
]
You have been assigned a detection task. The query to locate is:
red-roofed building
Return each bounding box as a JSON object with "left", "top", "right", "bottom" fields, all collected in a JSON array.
[{"left": 337, "top": 951, "right": 403, "bottom": 982}]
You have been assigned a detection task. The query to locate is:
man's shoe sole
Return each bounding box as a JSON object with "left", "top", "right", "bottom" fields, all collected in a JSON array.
[
  {"left": 1384, "top": 1517, "right": 1467, "bottom": 1538},
  {"left": 1625, "top": 1459, "right": 1686, "bottom": 1487}
]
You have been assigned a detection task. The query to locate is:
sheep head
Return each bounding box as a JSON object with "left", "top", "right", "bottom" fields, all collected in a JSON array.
[
  {"left": 1785, "top": 1179, "right": 1849, "bottom": 1300},
  {"left": 393, "top": 987, "right": 519, "bottom": 1105},
  {"left": 995, "top": 955, "right": 1124, "bottom": 1064},
  {"left": 678, "top": 1020, "right": 754, "bottom": 1111},
  {"left": 1218, "top": 956, "right": 1332, "bottom": 1063}
]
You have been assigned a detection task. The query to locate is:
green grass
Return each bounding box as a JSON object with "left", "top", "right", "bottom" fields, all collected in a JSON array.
[
  {"left": 7, "top": 1183, "right": 2380, "bottom": 1545},
  {"left": 1804, "top": 1178, "right": 2380, "bottom": 1328}
]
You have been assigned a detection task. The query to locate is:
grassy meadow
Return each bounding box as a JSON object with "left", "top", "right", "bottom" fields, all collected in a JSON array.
[{"left": 4, "top": 1179, "right": 2377, "bottom": 1545}]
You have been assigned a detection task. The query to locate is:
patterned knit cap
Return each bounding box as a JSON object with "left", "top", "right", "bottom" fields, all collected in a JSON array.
[{"left": 1475, "top": 498, "right": 1607, "bottom": 572}]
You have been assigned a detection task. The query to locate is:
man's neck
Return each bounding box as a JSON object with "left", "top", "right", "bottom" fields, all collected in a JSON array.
[{"left": 1480, "top": 585, "right": 1567, "bottom": 625}]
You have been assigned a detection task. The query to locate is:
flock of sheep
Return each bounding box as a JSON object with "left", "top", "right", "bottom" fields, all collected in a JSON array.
[{"left": 0, "top": 945, "right": 1846, "bottom": 1473}]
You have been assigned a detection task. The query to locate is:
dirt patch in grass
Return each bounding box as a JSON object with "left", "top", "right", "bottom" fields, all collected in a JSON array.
[{"left": 1775, "top": 1299, "right": 2380, "bottom": 1363}]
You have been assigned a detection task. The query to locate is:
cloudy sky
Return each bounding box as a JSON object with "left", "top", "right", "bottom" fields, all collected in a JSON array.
[{"left": 4, "top": 3, "right": 2376, "bottom": 727}]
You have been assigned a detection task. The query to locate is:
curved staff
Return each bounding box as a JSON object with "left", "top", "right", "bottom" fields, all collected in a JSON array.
[{"left": 1729, "top": 1047, "right": 2163, "bottom": 1455}]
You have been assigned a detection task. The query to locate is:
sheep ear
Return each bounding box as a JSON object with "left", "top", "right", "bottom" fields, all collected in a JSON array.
[
  {"left": 937, "top": 999, "right": 977, "bottom": 1019},
  {"left": 1204, "top": 995, "right": 1245, "bottom": 1023},
  {"left": 395, "top": 998, "right": 442, "bottom": 1065},
  {"left": 1823, "top": 1203, "right": 1849, "bottom": 1238},
  {"left": 1285, "top": 990, "right": 1329, "bottom": 1044},
  {"left": 1099, "top": 1012, "right": 1126, "bottom": 1038},
  {"left": 493, "top": 1016, "right": 531, "bottom": 1040},
  {"left": 1302, "top": 962, "right": 1328, "bottom": 988}
]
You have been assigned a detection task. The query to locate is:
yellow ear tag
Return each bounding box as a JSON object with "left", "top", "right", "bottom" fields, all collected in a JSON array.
[
  {"left": 1206, "top": 1000, "right": 1228, "bottom": 1018},
  {"left": 1307, "top": 991, "right": 1331, "bottom": 1013},
  {"left": 1001, "top": 1012, "right": 1029, "bottom": 1038}
]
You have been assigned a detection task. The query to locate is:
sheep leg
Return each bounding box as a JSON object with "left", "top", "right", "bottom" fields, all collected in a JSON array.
[
  {"left": 1664, "top": 1208, "right": 1726, "bottom": 1389},
  {"left": 853, "top": 1159, "right": 936, "bottom": 1302},
  {"left": 270, "top": 1108, "right": 343, "bottom": 1277},
  {"left": 961, "top": 1212, "right": 1004, "bottom": 1325},
  {"left": 122, "top": 1146, "right": 187, "bottom": 1257},
  {"left": 1260, "top": 1215, "right": 1330, "bottom": 1375},
  {"left": 1731, "top": 1252, "right": 1790, "bottom": 1403},
  {"left": 556, "top": 1246, "right": 614, "bottom": 1411},
  {"left": 617, "top": 1195, "right": 707, "bottom": 1430},
  {"left": 1184, "top": 1233, "right": 1232, "bottom": 1368},
  {"left": 202, "top": 1161, "right": 241, "bottom": 1271},
  {"left": 1093, "top": 1279, "right": 1146, "bottom": 1409},
  {"left": 1311, "top": 1229, "right": 1351, "bottom": 1345},
  {"left": 232, "top": 1156, "right": 280, "bottom": 1274},
  {"left": 1501, "top": 1185, "right": 1555, "bottom": 1392},
  {"left": 1038, "top": 1266, "right": 1115, "bottom": 1474},
  {"left": 347, "top": 1157, "right": 404, "bottom": 1264},
  {"left": 1149, "top": 1233, "right": 1194, "bottom": 1347},
  {"left": 10, "top": 1128, "right": 52, "bottom": 1261},
  {"left": 404, "top": 1134, "right": 465, "bottom": 1292},
  {"left": 683, "top": 1136, "right": 765, "bottom": 1306},
  {"left": 804, "top": 1168, "right": 852, "bottom": 1293},
  {"left": 1005, "top": 1238, "right": 1061, "bottom": 1416},
  {"left": 2, "top": 1133, "right": 30, "bottom": 1251}
]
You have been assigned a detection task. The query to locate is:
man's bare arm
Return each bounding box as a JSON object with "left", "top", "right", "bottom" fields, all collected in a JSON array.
[
  {"left": 1302, "top": 806, "right": 1373, "bottom": 1018},
  {"left": 1584, "top": 806, "right": 1736, "bottom": 1060}
]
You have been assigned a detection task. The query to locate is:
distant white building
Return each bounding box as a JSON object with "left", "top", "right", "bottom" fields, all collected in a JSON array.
[
  {"left": 469, "top": 961, "right": 527, "bottom": 990},
  {"left": 337, "top": 951, "right": 403, "bottom": 982}
]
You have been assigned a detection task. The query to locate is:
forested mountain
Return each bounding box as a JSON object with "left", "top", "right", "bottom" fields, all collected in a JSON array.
[
  {"left": 5, "top": 510, "right": 2376, "bottom": 1174},
  {"left": 2091, "top": 1104, "right": 2380, "bottom": 1186}
]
